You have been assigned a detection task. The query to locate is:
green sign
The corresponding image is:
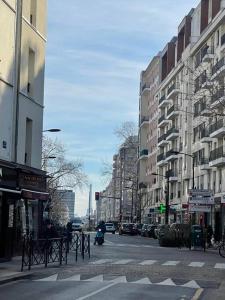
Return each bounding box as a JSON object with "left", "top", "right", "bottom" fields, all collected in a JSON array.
[{"left": 159, "top": 204, "right": 166, "bottom": 214}]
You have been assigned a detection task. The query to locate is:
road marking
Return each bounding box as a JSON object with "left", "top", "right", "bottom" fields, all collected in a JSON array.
[
  {"left": 104, "top": 239, "right": 114, "bottom": 244},
  {"left": 214, "top": 263, "right": 225, "bottom": 269},
  {"left": 162, "top": 261, "right": 180, "bottom": 266},
  {"left": 188, "top": 262, "right": 205, "bottom": 267},
  {"left": 139, "top": 260, "right": 157, "bottom": 265},
  {"left": 76, "top": 282, "right": 117, "bottom": 300},
  {"left": 84, "top": 275, "right": 103, "bottom": 282},
  {"left": 156, "top": 278, "right": 176, "bottom": 286},
  {"left": 191, "top": 288, "right": 204, "bottom": 300},
  {"left": 132, "top": 277, "right": 152, "bottom": 284},
  {"left": 110, "top": 276, "right": 127, "bottom": 283},
  {"left": 36, "top": 274, "right": 58, "bottom": 281},
  {"left": 91, "top": 259, "right": 113, "bottom": 264},
  {"left": 182, "top": 280, "right": 201, "bottom": 289},
  {"left": 60, "top": 274, "right": 80, "bottom": 281},
  {"left": 112, "top": 259, "right": 134, "bottom": 264}
]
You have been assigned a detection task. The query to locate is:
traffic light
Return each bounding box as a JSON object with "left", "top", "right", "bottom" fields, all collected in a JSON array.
[
  {"left": 159, "top": 204, "right": 166, "bottom": 214},
  {"left": 95, "top": 192, "right": 100, "bottom": 201}
]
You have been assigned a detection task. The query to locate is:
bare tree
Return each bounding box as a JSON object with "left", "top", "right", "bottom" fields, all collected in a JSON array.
[{"left": 42, "top": 135, "right": 88, "bottom": 224}]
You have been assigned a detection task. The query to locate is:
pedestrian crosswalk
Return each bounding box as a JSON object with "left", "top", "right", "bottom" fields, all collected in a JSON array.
[
  {"left": 34, "top": 273, "right": 216, "bottom": 289},
  {"left": 90, "top": 259, "right": 225, "bottom": 269}
]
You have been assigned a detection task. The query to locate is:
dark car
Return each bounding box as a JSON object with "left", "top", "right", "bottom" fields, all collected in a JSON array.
[
  {"left": 141, "top": 224, "right": 149, "bottom": 237},
  {"left": 119, "top": 223, "right": 138, "bottom": 235},
  {"left": 136, "top": 223, "right": 143, "bottom": 235},
  {"left": 147, "top": 225, "right": 157, "bottom": 238}
]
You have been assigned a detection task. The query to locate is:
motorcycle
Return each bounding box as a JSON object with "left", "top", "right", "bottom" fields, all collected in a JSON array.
[{"left": 94, "top": 228, "right": 104, "bottom": 245}]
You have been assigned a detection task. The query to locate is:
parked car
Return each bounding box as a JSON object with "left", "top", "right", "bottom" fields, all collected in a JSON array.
[
  {"left": 105, "top": 222, "right": 116, "bottom": 234},
  {"left": 147, "top": 225, "right": 157, "bottom": 238},
  {"left": 119, "top": 223, "right": 138, "bottom": 235},
  {"left": 71, "top": 218, "right": 84, "bottom": 232},
  {"left": 136, "top": 223, "right": 143, "bottom": 235},
  {"left": 141, "top": 224, "right": 149, "bottom": 237}
]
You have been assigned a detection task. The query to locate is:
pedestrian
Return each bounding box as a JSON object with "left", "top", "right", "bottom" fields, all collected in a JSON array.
[
  {"left": 43, "top": 219, "right": 59, "bottom": 239},
  {"left": 206, "top": 225, "right": 213, "bottom": 248}
]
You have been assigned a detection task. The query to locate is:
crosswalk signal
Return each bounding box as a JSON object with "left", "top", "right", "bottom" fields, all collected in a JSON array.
[
  {"left": 95, "top": 192, "right": 100, "bottom": 201},
  {"left": 159, "top": 204, "right": 166, "bottom": 214}
]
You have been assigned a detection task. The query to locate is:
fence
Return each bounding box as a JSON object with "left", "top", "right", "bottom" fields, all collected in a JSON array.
[{"left": 21, "top": 232, "right": 90, "bottom": 271}]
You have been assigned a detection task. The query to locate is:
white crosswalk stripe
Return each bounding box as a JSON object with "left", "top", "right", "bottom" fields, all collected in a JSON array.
[
  {"left": 60, "top": 275, "right": 80, "bottom": 281},
  {"left": 162, "top": 261, "right": 180, "bottom": 266},
  {"left": 139, "top": 260, "right": 157, "bottom": 265},
  {"left": 156, "top": 278, "right": 176, "bottom": 286},
  {"left": 188, "top": 262, "right": 205, "bottom": 267},
  {"left": 36, "top": 274, "right": 58, "bottom": 281},
  {"left": 132, "top": 277, "right": 152, "bottom": 284},
  {"left": 112, "top": 259, "right": 134, "bottom": 265},
  {"left": 84, "top": 275, "right": 103, "bottom": 282},
  {"left": 182, "top": 280, "right": 201, "bottom": 289},
  {"left": 214, "top": 263, "right": 225, "bottom": 269},
  {"left": 91, "top": 259, "right": 113, "bottom": 264}
]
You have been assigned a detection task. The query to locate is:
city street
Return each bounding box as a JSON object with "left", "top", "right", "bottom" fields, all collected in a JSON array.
[{"left": 1, "top": 233, "right": 225, "bottom": 299}]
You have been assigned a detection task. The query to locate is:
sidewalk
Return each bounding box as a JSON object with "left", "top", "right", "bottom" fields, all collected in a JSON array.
[{"left": 0, "top": 256, "right": 32, "bottom": 285}]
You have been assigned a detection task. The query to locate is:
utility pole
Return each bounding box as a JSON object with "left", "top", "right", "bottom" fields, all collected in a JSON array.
[{"left": 88, "top": 184, "right": 92, "bottom": 229}]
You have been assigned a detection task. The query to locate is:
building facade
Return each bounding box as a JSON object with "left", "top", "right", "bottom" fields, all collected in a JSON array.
[
  {"left": 56, "top": 190, "right": 75, "bottom": 220},
  {"left": 138, "top": 0, "right": 225, "bottom": 239},
  {"left": 0, "top": 0, "right": 47, "bottom": 261}
]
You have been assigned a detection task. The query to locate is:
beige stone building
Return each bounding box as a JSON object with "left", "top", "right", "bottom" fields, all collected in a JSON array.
[{"left": 0, "top": 0, "right": 48, "bottom": 260}]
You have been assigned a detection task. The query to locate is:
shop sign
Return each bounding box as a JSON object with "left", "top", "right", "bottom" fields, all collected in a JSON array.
[
  {"left": 188, "top": 189, "right": 214, "bottom": 205},
  {"left": 189, "top": 203, "right": 211, "bottom": 212},
  {"left": 8, "top": 204, "right": 14, "bottom": 227},
  {"left": 19, "top": 173, "right": 46, "bottom": 191}
]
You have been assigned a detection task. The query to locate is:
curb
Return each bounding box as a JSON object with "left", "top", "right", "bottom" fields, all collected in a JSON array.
[{"left": 0, "top": 272, "right": 33, "bottom": 286}]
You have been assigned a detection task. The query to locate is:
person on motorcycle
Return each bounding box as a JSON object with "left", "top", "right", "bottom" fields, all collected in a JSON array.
[{"left": 94, "top": 221, "right": 106, "bottom": 245}]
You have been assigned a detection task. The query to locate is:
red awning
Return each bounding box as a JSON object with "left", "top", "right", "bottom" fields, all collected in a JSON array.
[{"left": 21, "top": 189, "right": 49, "bottom": 201}]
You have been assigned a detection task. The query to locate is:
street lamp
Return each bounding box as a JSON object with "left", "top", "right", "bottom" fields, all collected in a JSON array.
[
  {"left": 152, "top": 172, "right": 170, "bottom": 225},
  {"left": 171, "top": 151, "right": 194, "bottom": 189},
  {"left": 42, "top": 128, "right": 61, "bottom": 132}
]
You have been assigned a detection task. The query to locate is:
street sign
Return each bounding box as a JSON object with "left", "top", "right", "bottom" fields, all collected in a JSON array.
[
  {"left": 188, "top": 189, "right": 214, "bottom": 205},
  {"left": 189, "top": 203, "right": 211, "bottom": 212}
]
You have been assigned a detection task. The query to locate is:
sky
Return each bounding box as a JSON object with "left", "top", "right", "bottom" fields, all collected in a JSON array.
[{"left": 44, "top": 0, "right": 200, "bottom": 216}]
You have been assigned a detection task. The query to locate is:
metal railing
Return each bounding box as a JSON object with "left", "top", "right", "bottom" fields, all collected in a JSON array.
[
  {"left": 209, "top": 119, "right": 224, "bottom": 134},
  {"left": 157, "top": 153, "right": 165, "bottom": 162},
  {"left": 158, "top": 133, "right": 167, "bottom": 143},
  {"left": 212, "top": 57, "right": 225, "bottom": 75},
  {"left": 221, "top": 34, "right": 225, "bottom": 47},
  {"left": 167, "top": 83, "right": 179, "bottom": 95},
  {"left": 141, "top": 116, "right": 149, "bottom": 124},
  {"left": 167, "top": 127, "right": 179, "bottom": 136},
  {"left": 158, "top": 114, "right": 166, "bottom": 124},
  {"left": 209, "top": 146, "right": 225, "bottom": 162},
  {"left": 166, "top": 149, "right": 178, "bottom": 158},
  {"left": 211, "top": 89, "right": 225, "bottom": 104},
  {"left": 21, "top": 232, "right": 90, "bottom": 271}
]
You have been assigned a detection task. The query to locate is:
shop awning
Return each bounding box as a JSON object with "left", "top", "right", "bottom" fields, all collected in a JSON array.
[
  {"left": 0, "top": 187, "right": 21, "bottom": 194},
  {"left": 21, "top": 189, "right": 49, "bottom": 201}
]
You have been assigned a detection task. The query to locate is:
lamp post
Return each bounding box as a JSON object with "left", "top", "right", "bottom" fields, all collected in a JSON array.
[
  {"left": 152, "top": 172, "right": 170, "bottom": 225},
  {"left": 171, "top": 151, "right": 194, "bottom": 189},
  {"left": 42, "top": 129, "right": 61, "bottom": 133}
]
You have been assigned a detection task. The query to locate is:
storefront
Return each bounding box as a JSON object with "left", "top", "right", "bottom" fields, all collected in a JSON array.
[{"left": 0, "top": 161, "right": 48, "bottom": 261}]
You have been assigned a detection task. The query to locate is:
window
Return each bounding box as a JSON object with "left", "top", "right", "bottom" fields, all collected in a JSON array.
[
  {"left": 30, "top": 0, "right": 37, "bottom": 26},
  {"left": 25, "top": 118, "right": 33, "bottom": 166},
  {"left": 217, "top": 30, "right": 220, "bottom": 46},
  {"left": 28, "top": 48, "right": 35, "bottom": 96}
]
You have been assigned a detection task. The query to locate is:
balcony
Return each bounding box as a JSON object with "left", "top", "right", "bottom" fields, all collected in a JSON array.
[
  {"left": 140, "top": 149, "right": 148, "bottom": 159},
  {"left": 159, "top": 94, "right": 171, "bottom": 108},
  {"left": 166, "top": 127, "right": 179, "bottom": 141},
  {"left": 167, "top": 83, "right": 180, "bottom": 100},
  {"left": 199, "top": 157, "right": 210, "bottom": 170},
  {"left": 211, "top": 89, "right": 225, "bottom": 108},
  {"left": 211, "top": 57, "right": 225, "bottom": 80},
  {"left": 209, "top": 119, "right": 225, "bottom": 138},
  {"left": 209, "top": 146, "right": 225, "bottom": 167},
  {"left": 158, "top": 133, "right": 169, "bottom": 147},
  {"left": 221, "top": 33, "right": 225, "bottom": 50},
  {"left": 165, "top": 149, "right": 179, "bottom": 162},
  {"left": 141, "top": 83, "right": 150, "bottom": 94},
  {"left": 140, "top": 116, "right": 149, "bottom": 127},
  {"left": 167, "top": 105, "right": 179, "bottom": 120},
  {"left": 201, "top": 46, "right": 215, "bottom": 63},
  {"left": 158, "top": 114, "right": 170, "bottom": 127},
  {"left": 157, "top": 153, "right": 167, "bottom": 166},
  {"left": 169, "top": 170, "right": 178, "bottom": 182},
  {"left": 200, "top": 128, "right": 213, "bottom": 143}
]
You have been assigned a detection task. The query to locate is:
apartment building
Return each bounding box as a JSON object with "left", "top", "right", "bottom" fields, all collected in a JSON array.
[
  {"left": 138, "top": 0, "right": 225, "bottom": 238},
  {"left": 98, "top": 136, "right": 138, "bottom": 223},
  {"left": 138, "top": 55, "right": 160, "bottom": 223},
  {"left": 0, "top": 0, "right": 47, "bottom": 260}
]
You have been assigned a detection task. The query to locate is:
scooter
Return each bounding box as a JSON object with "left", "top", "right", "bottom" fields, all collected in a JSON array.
[{"left": 94, "top": 228, "right": 104, "bottom": 245}]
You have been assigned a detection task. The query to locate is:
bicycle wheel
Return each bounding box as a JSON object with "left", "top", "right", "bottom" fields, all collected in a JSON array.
[{"left": 219, "top": 244, "right": 225, "bottom": 258}]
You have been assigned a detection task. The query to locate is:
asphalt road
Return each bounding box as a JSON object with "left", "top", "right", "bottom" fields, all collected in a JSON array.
[{"left": 1, "top": 233, "right": 225, "bottom": 300}]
